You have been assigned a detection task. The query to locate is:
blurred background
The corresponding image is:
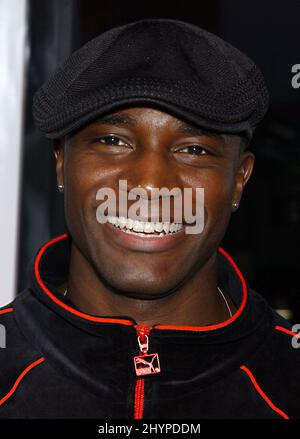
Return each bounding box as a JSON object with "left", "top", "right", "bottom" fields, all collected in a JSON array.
[{"left": 1, "top": 0, "right": 300, "bottom": 322}]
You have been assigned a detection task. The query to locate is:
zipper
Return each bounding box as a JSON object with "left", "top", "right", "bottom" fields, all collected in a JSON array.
[
  {"left": 133, "top": 324, "right": 161, "bottom": 419},
  {"left": 134, "top": 377, "right": 145, "bottom": 419}
]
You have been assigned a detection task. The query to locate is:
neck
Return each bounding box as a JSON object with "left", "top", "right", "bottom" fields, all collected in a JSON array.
[{"left": 61, "top": 243, "right": 236, "bottom": 327}]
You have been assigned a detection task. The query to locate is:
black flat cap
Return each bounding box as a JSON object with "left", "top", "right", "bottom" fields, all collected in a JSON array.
[{"left": 32, "top": 18, "right": 269, "bottom": 139}]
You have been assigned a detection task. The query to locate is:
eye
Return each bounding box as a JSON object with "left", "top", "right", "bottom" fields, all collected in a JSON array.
[
  {"left": 93, "top": 135, "right": 127, "bottom": 147},
  {"left": 176, "top": 145, "right": 210, "bottom": 155}
]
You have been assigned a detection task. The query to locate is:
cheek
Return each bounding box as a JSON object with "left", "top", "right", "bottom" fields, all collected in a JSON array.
[
  {"left": 64, "top": 163, "right": 135, "bottom": 247},
  {"left": 64, "top": 153, "right": 116, "bottom": 210},
  {"left": 205, "top": 182, "right": 235, "bottom": 239},
  {"left": 191, "top": 171, "right": 235, "bottom": 231},
  {"left": 63, "top": 156, "right": 96, "bottom": 232}
]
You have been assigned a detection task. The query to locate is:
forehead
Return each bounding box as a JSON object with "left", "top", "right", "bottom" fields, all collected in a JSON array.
[{"left": 88, "top": 106, "right": 229, "bottom": 143}]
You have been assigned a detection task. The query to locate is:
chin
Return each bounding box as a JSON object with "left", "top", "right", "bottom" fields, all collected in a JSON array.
[{"left": 96, "top": 266, "right": 181, "bottom": 300}]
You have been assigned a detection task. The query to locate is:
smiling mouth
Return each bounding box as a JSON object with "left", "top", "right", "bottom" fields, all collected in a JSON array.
[{"left": 106, "top": 215, "right": 183, "bottom": 238}]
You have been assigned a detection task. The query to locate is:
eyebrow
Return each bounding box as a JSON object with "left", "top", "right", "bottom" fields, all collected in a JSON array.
[
  {"left": 92, "top": 112, "right": 228, "bottom": 143},
  {"left": 176, "top": 123, "right": 228, "bottom": 143},
  {"left": 93, "top": 114, "right": 136, "bottom": 126}
]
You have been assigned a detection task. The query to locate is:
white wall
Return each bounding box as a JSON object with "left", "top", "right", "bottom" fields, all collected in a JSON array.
[{"left": 0, "top": 0, "right": 28, "bottom": 306}]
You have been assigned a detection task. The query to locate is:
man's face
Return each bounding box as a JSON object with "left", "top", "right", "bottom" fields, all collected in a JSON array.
[{"left": 54, "top": 106, "right": 254, "bottom": 299}]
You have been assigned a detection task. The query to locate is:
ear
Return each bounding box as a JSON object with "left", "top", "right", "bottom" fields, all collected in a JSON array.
[
  {"left": 53, "top": 138, "right": 65, "bottom": 191},
  {"left": 232, "top": 151, "right": 255, "bottom": 211}
]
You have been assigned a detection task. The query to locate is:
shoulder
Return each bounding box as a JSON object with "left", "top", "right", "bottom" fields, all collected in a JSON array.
[
  {"left": 0, "top": 292, "right": 46, "bottom": 357},
  {"left": 0, "top": 298, "right": 19, "bottom": 346},
  {"left": 242, "top": 302, "right": 300, "bottom": 418},
  {"left": 0, "top": 295, "right": 46, "bottom": 407},
  {"left": 268, "top": 307, "right": 300, "bottom": 359}
]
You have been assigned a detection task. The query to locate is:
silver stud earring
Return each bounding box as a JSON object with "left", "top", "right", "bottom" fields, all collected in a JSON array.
[
  {"left": 232, "top": 201, "right": 239, "bottom": 209},
  {"left": 58, "top": 184, "right": 64, "bottom": 192}
]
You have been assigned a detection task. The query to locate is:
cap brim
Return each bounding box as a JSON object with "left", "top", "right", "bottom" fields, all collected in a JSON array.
[{"left": 45, "top": 97, "right": 254, "bottom": 140}]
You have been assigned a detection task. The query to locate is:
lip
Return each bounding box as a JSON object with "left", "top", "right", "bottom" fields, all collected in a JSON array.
[{"left": 103, "top": 222, "right": 187, "bottom": 253}]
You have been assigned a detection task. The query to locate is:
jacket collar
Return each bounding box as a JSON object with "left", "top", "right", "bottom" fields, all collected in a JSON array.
[
  {"left": 31, "top": 233, "right": 248, "bottom": 332},
  {"left": 13, "top": 233, "right": 273, "bottom": 396}
]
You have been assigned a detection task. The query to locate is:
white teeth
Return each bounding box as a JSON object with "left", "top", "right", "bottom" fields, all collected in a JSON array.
[
  {"left": 119, "top": 229, "right": 167, "bottom": 238},
  {"left": 154, "top": 222, "right": 164, "bottom": 233},
  {"left": 144, "top": 222, "right": 155, "bottom": 233},
  {"left": 163, "top": 223, "right": 170, "bottom": 233},
  {"left": 118, "top": 216, "right": 127, "bottom": 229},
  {"left": 133, "top": 220, "right": 144, "bottom": 232},
  {"left": 106, "top": 215, "right": 183, "bottom": 236},
  {"left": 107, "top": 216, "right": 117, "bottom": 226},
  {"left": 169, "top": 223, "right": 176, "bottom": 232},
  {"left": 126, "top": 218, "right": 133, "bottom": 230},
  {"left": 174, "top": 223, "right": 182, "bottom": 232}
]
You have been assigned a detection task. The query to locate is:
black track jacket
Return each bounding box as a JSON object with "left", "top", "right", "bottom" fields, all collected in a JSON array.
[{"left": 0, "top": 233, "right": 299, "bottom": 419}]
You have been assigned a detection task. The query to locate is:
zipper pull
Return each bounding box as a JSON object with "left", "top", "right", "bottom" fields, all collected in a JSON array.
[
  {"left": 133, "top": 324, "right": 161, "bottom": 376},
  {"left": 136, "top": 324, "right": 151, "bottom": 354}
]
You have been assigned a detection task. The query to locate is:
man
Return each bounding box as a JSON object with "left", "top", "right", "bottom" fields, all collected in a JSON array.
[{"left": 0, "top": 18, "right": 299, "bottom": 419}]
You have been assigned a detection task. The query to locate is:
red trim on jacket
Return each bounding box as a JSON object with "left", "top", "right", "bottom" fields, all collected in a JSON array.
[
  {"left": 134, "top": 378, "right": 145, "bottom": 419},
  {"left": 240, "top": 365, "right": 289, "bottom": 419},
  {"left": 34, "top": 234, "right": 133, "bottom": 326},
  {"left": 275, "top": 325, "right": 300, "bottom": 339},
  {"left": 0, "top": 308, "right": 13, "bottom": 315},
  {"left": 34, "top": 233, "right": 247, "bottom": 332},
  {"left": 155, "top": 246, "right": 247, "bottom": 331},
  {"left": 0, "top": 357, "right": 45, "bottom": 407}
]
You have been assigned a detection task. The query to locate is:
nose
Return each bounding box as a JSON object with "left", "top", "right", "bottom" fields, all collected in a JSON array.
[
  {"left": 119, "top": 149, "right": 182, "bottom": 222},
  {"left": 123, "top": 149, "right": 181, "bottom": 198}
]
